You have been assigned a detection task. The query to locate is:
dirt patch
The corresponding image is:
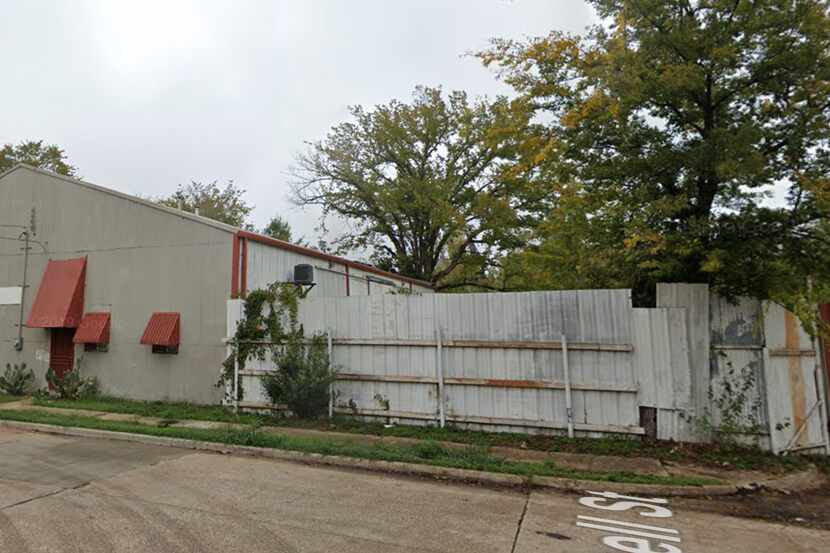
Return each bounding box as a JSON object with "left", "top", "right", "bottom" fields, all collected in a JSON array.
[{"left": 674, "top": 483, "right": 830, "bottom": 530}]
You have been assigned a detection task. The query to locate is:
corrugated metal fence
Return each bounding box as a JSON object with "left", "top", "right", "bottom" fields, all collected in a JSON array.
[
  {"left": 230, "top": 289, "right": 643, "bottom": 436},
  {"left": 226, "top": 284, "right": 829, "bottom": 452}
]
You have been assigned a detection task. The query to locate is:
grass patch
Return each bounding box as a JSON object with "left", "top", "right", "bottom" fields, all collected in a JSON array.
[
  {"left": 0, "top": 409, "right": 722, "bottom": 487},
  {"left": 32, "top": 395, "right": 262, "bottom": 424},
  {"left": 0, "top": 393, "right": 22, "bottom": 404},
  {"left": 31, "top": 395, "right": 811, "bottom": 474}
]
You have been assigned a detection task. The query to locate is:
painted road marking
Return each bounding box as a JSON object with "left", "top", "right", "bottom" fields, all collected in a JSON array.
[
  {"left": 575, "top": 521, "right": 681, "bottom": 543},
  {"left": 577, "top": 516, "right": 680, "bottom": 534},
  {"left": 576, "top": 491, "right": 683, "bottom": 552}
]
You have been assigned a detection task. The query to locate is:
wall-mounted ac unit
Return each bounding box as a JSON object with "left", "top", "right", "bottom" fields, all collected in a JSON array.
[{"left": 293, "top": 264, "right": 315, "bottom": 285}]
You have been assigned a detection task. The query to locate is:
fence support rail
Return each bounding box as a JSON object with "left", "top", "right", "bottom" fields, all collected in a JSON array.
[
  {"left": 562, "top": 333, "right": 574, "bottom": 439},
  {"left": 436, "top": 327, "right": 446, "bottom": 428},
  {"left": 236, "top": 369, "right": 639, "bottom": 393},
  {"left": 327, "top": 331, "right": 334, "bottom": 419}
]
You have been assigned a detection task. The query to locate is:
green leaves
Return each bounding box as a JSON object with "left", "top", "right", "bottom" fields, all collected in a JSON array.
[
  {"left": 157, "top": 180, "right": 253, "bottom": 228},
  {"left": 292, "top": 86, "right": 529, "bottom": 288},
  {"left": 0, "top": 140, "right": 77, "bottom": 176},
  {"left": 262, "top": 215, "right": 293, "bottom": 242},
  {"left": 482, "top": 0, "right": 830, "bottom": 307}
]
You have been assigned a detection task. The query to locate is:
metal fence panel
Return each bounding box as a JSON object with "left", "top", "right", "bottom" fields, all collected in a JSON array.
[{"left": 229, "top": 290, "right": 642, "bottom": 436}]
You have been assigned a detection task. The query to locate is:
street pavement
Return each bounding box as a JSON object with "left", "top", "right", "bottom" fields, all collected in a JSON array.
[{"left": 0, "top": 426, "right": 826, "bottom": 552}]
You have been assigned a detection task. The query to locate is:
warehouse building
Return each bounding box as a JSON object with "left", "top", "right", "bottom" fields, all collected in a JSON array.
[{"left": 0, "top": 164, "right": 431, "bottom": 403}]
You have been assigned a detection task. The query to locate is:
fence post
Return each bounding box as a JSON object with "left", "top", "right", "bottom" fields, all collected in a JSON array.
[
  {"left": 327, "top": 331, "right": 334, "bottom": 419},
  {"left": 436, "top": 326, "right": 446, "bottom": 428},
  {"left": 233, "top": 343, "right": 239, "bottom": 414},
  {"left": 562, "top": 333, "right": 574, "bottom": 438},
  {"left": 811, "top": 325, "right": 830, "bottom": 455}
]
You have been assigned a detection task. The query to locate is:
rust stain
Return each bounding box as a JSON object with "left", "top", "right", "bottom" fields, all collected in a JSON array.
[
  {"left": 484, "top": 379, "right": 541, "bottom": 389},
  {"left": 784, "top": 311, "right": 807, "bottom": 446}
]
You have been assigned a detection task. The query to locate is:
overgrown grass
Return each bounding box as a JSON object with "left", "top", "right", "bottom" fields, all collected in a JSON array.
[
  {"left": 31, "top": 395, "right": 812, "bottom": 474},
  {"left": 0, "top": 393, "right": 21, "bottom": 404},
  {"left": 0, "top": 409, "right": 722, "bottom": 487},
  {"left": 33, "top": 396, "right": 263, "bottom": 424},
  {"left": 806, "top": 454, "right": 830, "bottom": 476}
]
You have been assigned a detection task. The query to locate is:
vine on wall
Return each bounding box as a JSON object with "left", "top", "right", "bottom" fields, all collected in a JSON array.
[{"left": 219, "top": 283, "right": 300, "bottom": 401}]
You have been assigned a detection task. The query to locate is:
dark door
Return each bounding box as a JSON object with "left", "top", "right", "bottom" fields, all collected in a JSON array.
[{"left": 49, "top": 328, "right": 75, "bottom": 381}]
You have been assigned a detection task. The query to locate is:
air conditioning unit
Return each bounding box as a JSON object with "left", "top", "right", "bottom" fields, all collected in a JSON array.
[{"left": 293, "top": 264, "right": 315, "bottom": 285}]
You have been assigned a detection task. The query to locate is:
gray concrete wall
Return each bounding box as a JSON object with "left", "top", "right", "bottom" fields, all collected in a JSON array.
[{"left": 0, "top": 166, "right": 232, "bottom": 403}]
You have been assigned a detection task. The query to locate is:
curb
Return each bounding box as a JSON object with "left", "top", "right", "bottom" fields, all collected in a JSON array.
[{"left": 0, "top": 418, "right": 754, "bottom": 497}]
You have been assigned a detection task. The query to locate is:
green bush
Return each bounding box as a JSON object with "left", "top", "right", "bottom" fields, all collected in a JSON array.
[
  {"left": 261, "top": 334, "right": 337, "bottom": 419},
  {"left": 0, "top": 363, "right": 34, "bottom": 396},
  {"left": 45, "top": 365, "right": 99, "bottom": 400}
]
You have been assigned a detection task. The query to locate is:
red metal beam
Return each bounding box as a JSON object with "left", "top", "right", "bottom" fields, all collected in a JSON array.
[
  {"left": 240, "top": 237, "right": 248, "bottom": 298},
  {"left": 345, "top": 264, "right": 350, "bottom": 296},
  {"left": 231, "top": 233, "right": 240, "bottom": 299}
]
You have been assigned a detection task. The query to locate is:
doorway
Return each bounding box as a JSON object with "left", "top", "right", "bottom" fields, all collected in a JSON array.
[{"left": 49, "top": 328, "right": 75, "bottom": 381}]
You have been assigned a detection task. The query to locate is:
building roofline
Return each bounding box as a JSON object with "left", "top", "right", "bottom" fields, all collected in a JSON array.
[
  {"left": 237, "top": 230, "right": 433, "bottom": 288},
  {"left": 1, "top": 164, "right": 239, "bottom": 233},
  {"left": 2, "top": 164, "right": 433, "bottom": 289}
]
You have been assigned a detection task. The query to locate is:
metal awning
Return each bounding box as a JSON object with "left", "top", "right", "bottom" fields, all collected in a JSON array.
[
  {"left": 25, "top": 258, "right": 86, "bottom": 328},
  {"left": 73, "top": 312, "right": 111, "bottom": 344},
  {"left": 140, "top": 312, "right": 180, "bottom": 346}
]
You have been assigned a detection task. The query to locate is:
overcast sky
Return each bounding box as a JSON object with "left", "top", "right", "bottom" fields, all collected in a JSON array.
[{"left": 1, "top": 0, "right": 595, "bottom": 241}]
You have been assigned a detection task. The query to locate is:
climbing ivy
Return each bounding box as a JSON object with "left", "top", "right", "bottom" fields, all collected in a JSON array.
[{"left": 219, "top": 283, "right": 301, "bottom": 401}]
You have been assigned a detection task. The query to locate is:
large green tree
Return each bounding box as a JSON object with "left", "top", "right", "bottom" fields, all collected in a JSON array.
[
  {"left": 158, "top": 180, "right": 253, "bottom": 228},
  {"left": 482, "top": 0, "right": 830, "bottom": 305},
  {"left": 0, "top": 140, "right": 77, "bottom": 176},
  {"left": 292, "top": 86, "right": 529, "bottom": 288}
]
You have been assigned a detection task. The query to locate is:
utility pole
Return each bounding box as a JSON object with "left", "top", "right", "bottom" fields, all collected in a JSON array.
[{"left": 13, "top": 209, "right": 35, "bottom": 351}]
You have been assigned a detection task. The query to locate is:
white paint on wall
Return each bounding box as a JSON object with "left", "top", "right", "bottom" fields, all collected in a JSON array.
[{"left": 0, "top": 286, "right": 22, "bottom": 305}]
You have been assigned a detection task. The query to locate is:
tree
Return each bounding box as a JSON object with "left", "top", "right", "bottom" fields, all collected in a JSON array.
[
  {"left": 157, "top": 180, "right": 253, "bottom": 228},
  {"left": 481, "top": 0, "right": 830, "bottom": 305},
  {"left": 291, "top": 86, "right": 529, "bottom": 288},
  {"left": 262, "top": 216, "right": 293, "bottom": 242},
  {"left": 0, "top": 140, "right": 77, "bottom": 176}
]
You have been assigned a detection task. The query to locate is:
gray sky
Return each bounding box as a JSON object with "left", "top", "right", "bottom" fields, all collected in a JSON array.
[{"left": 1, "top": 0, "right": 595, "bottom": 242}]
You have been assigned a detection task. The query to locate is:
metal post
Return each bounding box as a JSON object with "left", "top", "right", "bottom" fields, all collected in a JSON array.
[
  {"left": 436, "top": 326, "right": 446, "bottom": 428},
  {"left": 14, "top": 229, "right": 30, "bottom": 351},
  {"left": 233, "top": 346, "right": 239, "bottom": 414},
  {"left": 562, "top": 333, "right": 574, "bottom": 438},
  {"left": 327, "top": 331, "right": 334, "bottom": 419}
]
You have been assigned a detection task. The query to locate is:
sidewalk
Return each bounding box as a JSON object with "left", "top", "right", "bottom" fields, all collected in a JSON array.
[
  {"left": 0, "top": 398, "right": 664, "bottom": 474},
  {"left": 0, "top": 398, "right": 822, "bottom": 493}
]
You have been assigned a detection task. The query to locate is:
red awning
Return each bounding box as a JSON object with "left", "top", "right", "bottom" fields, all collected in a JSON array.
[
  {"left": 73, "top": 312, "right": 111, "bottom": 344},
  {"left": 140, "top": 312, "right": 180, "bottom": 346},
  {"left": 26, "top": 258, "right": 86, "bottom": 328}
]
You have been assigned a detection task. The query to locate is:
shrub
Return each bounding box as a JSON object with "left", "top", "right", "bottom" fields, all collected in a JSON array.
[
  {"left": 685, "top": 358, "right": 764, "bottom": 446},
  {"left": 0, "top": 363, "right": 35, "bottom": 396},
  {"left": 45, "top": 364, "right": 99, "bottom": 400},
  {"left": 261, "top": 334, "right": 337, "bottom": 419}
]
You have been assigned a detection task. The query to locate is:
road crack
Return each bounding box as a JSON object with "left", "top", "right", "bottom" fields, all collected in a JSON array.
[
  {"left": 511, "top": 492, "right": 530, "bottom": 553},
  {"left": 0, "top": 481, "right": 89, "bottom": 512}
]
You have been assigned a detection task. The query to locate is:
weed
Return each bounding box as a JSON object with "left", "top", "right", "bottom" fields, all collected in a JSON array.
[{"left": 0, "top": 363, "right": 34, "bottom": 396}]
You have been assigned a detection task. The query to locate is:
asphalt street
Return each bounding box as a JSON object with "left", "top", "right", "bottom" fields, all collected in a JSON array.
[{"left": 0, "top": 426, "right": 826, "bottom": 552}]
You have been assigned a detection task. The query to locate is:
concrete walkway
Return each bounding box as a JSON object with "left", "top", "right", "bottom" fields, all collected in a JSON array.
[
  {"left": 0, "top": 399, "right": 817, "bottom": 490},
  {"left": 1, "top": 426, "right": 826, "bottom": 552},
  {"left": 0, "top": 399, "right": 667, "bottom": 475}
]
